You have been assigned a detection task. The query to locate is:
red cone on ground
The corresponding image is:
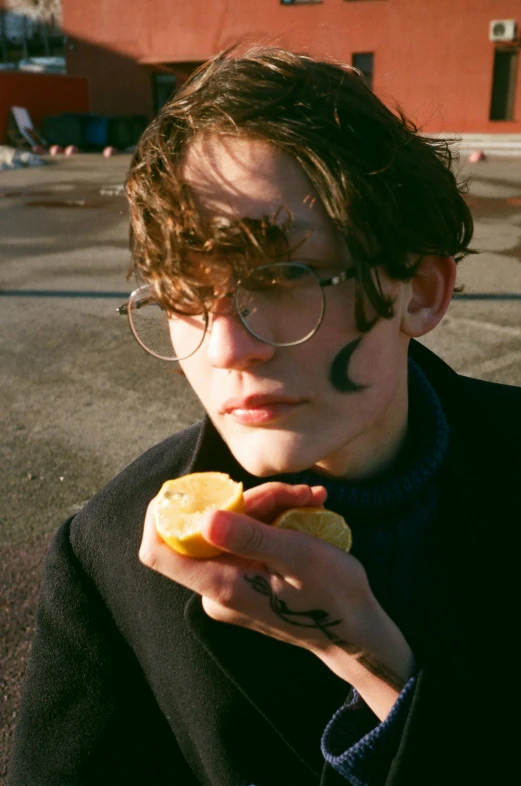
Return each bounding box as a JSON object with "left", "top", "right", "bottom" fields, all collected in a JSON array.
[{"left": 468, "top": 150, "right": 487, "bottom": 163}]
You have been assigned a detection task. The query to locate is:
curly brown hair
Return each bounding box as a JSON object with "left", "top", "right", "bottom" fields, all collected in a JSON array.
[{"left": 126, "top": 46, "right": 474, "bottom": 331}]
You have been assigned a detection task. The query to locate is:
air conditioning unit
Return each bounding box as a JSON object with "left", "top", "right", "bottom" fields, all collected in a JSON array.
[{"left": 489, "top": 20, "right": 517, "bottom": 42}]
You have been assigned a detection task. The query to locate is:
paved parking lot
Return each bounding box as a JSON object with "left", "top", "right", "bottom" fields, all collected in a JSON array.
[{"left": 0, "top": 151, "right": 520, "bottom": 779}]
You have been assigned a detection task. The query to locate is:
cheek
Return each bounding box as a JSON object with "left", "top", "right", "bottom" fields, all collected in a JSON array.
[
  {"left": 326, "top": 319, "right": 407, "bottom": 400},
  {"left": 177, "top": 358, "right": 211, "bottom": 406},
  {"left": 357, "top": 328, "right": 409, "bottom": 406}
]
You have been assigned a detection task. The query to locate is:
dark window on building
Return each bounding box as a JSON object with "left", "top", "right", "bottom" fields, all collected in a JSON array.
[
  {"left": 281, "top": 1, "right": 322, "bottom": 5},
  {"left": 489, "top": 49, "right": 518, "bottom": 121},
  {"left": 153, "top": 73, "right": 177, "bottom": 114},
  {"left": 352, "top": 52, "right": 374, "bottom": 90}
]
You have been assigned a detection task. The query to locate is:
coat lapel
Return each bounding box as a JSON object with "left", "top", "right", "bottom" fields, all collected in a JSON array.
[
  {"left": 185, "top": 593, "right": 348, "bottom": 779},
  {"left": 183, "top": 419, "right": 350, "bottom": 778}
]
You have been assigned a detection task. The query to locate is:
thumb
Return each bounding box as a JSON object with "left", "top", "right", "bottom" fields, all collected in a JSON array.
[{"left": 201, "top": 509, "right": 307, "bottom": 574}]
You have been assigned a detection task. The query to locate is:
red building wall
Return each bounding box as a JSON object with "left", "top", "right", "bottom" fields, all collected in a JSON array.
[
  {"left": 62, "top": 0, "right": 521, "bottom": 132},
  {"left": 0, "top": 72, "right": 89, "bottom": 144}
]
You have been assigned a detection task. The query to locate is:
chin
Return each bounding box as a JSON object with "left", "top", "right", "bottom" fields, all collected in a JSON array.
[{"left": 226, "top": 432, "right": 320, "bottom": 478}]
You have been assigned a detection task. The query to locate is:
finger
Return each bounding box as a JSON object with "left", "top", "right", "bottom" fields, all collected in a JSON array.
[
  {"left": 309, "top": 485, "right": 328, "bottom": 505},
  {"left": 244, "top": 482, "right": 327, "bottom": 522},
  {"left": 139, "top": 498, "right": 247, "bottom": 598},
  {"left": 201, "top": 594, "right": 300, "bottom": 647},
  {"left": 200, "top": 508, "right": 328, "bottom": 577},
  {"left": 201, "top": 595, "right": 253, "bottom": 624},
  {"left": 138, "top": 497, "right": 174, "bottom": 572}
]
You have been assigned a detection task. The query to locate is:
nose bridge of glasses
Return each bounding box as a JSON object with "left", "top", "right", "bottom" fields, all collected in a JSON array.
[
  {"left": 206, "top": 297, "right": 256, "bottom": 336},
  {"left": 204, "top": 303, "right": 271, "bottom": 363},
  {"left": 207, "top": 290, "right": 238, "bottom": 317}
]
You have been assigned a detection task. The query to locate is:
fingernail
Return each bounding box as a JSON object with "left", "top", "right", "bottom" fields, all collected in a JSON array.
[{"left": 202, "top": 510, "right": 231, "bottom": 546}]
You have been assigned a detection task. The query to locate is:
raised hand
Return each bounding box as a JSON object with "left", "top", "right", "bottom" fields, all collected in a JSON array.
[{"left": 139, "top": 481, "right": 415, "bottom": 719}]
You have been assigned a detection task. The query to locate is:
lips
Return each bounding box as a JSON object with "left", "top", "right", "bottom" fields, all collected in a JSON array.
[
  {"left": 220, "top": 394, "right": 307, "bottom": 425},
  {"left": 220, "top": 394, "right": 306, "bottom": 413}
]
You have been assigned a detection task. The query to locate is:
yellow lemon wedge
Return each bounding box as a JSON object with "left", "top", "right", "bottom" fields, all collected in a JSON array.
[
  {"left": 154, "top": 472, "right": 244, "bottom": 558},
  {"left": 273, "top": 507, "right": 353, "bottom": 553}
]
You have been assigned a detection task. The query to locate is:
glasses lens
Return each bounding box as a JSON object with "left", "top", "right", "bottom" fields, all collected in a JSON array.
[
  {"left": 235, "top": 263, "right": 325, "bottom": 346},
  {"left": 127, "top": 286, "right": 207, "bottom": 361}
]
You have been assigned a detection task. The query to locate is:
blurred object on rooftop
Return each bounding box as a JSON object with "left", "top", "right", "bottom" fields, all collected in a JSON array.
[
  {"left": 18, "top": 55, "right": 65, "bottom": 73},
  {"left": 0, "top": 0, "right": 65, "bottom": 73},
  {"left": 5, "top": 0, "right": 62, "bottom": 26}
]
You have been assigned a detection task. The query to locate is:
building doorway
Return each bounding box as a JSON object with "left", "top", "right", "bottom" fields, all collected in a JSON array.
[
  {"left": 153, "top": 73, "right": 177, "bottom": 114},
  {"left": 352, "top": 52, "right": 374, "bottom": 90},
  {"left": 489, "top": 49, "right": 518, "bottom": 121}
]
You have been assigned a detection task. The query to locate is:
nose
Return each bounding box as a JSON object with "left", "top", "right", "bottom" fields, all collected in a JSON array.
[{"left": 205, "top": 311, "right": 276, "bottom": 370}]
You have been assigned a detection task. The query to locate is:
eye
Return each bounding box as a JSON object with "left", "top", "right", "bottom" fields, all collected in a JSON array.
[
  {"left": 245, "top": 263, "right": 313, "bottom": 290},
  {"left": 279, "top": 264, "right": 312, "bottom": 280}
]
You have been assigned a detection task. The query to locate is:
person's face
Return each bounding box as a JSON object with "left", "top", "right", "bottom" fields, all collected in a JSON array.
[{"left": 178, "top": 135, "right": 412, "bottom": 480}]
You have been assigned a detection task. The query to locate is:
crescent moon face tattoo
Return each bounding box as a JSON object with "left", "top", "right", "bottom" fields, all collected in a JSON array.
[{"left": 330, "top": 336, "right": 368, "bottom": 394}]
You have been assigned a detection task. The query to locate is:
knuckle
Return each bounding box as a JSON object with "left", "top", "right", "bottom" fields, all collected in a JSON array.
[
  {"left": 240, "top": 522, "right": 265, "bottom": 554},
  {"left": 203, "top": 597, "right": 248, "bottom": 627},
  {"left": 138, "top": 545, "right": 158, "bottom": 571},
  {"left": 263, "top": 481, "right": 285, "bottom": 495},
  {"left": 211, "top": 577, "right": 238, "bottom": 608},
  {"left": 202, "top": 596, "right": 226, "bottom": 620}
]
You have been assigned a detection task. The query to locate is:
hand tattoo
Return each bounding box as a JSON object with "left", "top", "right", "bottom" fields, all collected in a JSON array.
[
  {"left": 244, "top": 574, "right": 344, "bottom": 641},
  {"left": 244, "top": 574, "right": 405, "bottom": 691}
]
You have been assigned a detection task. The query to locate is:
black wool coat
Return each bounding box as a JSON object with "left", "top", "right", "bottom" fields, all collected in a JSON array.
[{"left": 7, "top": 342, "right": 521, "bottom": 786}]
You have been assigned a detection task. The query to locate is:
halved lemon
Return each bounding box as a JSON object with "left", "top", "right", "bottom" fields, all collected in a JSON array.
[
  {"left": 273, "top": 507, "right": 353, "bottom": 553},
  {"left": 154, "top": 472, "right": 244, "bottom": 558}
]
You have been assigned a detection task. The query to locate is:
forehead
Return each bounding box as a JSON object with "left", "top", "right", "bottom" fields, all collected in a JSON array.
[{"left": 181, "top": 135, "right": 333, "bottom": 239}]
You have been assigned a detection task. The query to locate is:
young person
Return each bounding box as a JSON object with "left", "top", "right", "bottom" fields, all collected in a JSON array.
[{"left": 8, "top": 48, "right": 520, "bottom": 786}]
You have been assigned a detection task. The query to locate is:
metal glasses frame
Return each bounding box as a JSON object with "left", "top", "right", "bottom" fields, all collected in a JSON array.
[{"left": 117, "top": 262, "right": 356, "bottom": 361}]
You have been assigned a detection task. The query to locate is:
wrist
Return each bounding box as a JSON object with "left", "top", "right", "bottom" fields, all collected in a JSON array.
[
  {"left": 345, "top": 655, "right": 414, "bottom": 720},
  {"left": 315, "top": 603, "right": 415, "bottom": 720},
  {"left": 318, "top": 638, "right": 415, "bottom": 690}
]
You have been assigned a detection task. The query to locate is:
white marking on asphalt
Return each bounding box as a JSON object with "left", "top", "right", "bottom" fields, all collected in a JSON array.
[
  {"left": 462, "top": 350, "right": 521, "bottom": 378},
  {"left": 443, "top": 316, "right": 521, "bottom": 339}
]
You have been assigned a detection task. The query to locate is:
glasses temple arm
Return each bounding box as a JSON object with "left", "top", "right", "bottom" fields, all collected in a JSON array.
[
  {"left": 117, "top": 295, "right": 160, "bottom": 315},
  {"left": 319, "top": 268, "right": 356, "bottom": 288}
]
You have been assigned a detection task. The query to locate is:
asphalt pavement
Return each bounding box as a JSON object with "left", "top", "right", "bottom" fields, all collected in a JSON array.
[{"left": 0, "top": 151, "right": 520, "bottom": 779}]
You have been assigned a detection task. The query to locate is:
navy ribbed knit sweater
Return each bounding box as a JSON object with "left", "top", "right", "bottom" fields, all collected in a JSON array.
[{"left": 277, "top": 359, "right": 450, "bottom": 785}]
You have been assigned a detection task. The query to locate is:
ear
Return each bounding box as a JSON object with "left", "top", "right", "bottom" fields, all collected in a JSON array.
[{"left": 400, "top": 255, "right": 457, "bottom": 338}]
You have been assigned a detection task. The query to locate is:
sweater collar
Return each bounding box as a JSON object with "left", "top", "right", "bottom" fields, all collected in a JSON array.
[{"left": 276, "top": 359, "right": 450, "bottom": 515}]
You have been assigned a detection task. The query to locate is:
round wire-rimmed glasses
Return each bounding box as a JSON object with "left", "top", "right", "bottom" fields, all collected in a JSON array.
[{"left": 117, "top": 261, "right": 355, "bottom": 362}]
